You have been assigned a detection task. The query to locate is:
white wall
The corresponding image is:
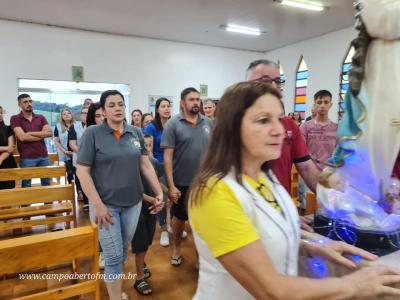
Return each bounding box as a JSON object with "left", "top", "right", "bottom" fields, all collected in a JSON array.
[
  {"left": 0, "top": 20, "right": 357, "bottom": 124},
  {"left": 265, "top": 27, "right": 357, "bottom": 122},
  {"left": 0, "top": 19, "right": 260, "bottom": 122}
]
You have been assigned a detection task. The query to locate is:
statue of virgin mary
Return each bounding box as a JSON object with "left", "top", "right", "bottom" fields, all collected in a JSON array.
[{"left": 318, "top": 0, "right": 400, "bottom": 230}]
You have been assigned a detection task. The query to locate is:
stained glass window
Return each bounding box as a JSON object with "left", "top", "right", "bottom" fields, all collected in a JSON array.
[
  {"left": 294, "top": 56, "right": 308, "bottom": 119},
  {"left": 339, "top": 46, "right": 355, "bottom": 119},
  {"left": 278, "top": 61, "right": 285, "bottom": 83}
]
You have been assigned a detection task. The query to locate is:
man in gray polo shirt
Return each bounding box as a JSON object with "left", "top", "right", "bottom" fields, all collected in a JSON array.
[{"left": 162, "top": 87, "right": 213, "bottom": 266}]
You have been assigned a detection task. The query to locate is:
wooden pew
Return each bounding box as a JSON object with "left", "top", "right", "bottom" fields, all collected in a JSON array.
[
  {"left": 291, "top": 164, "right": 299, "bottom": 183},
  {"left": 0, "top": 165, "right": 66, "bottom": 183},
  {"left": 0, "top": 184, "right": 76, "bottom": 233},
  {"left": 291, "top": 165, "right": 300, "bottom": 208},
  {"left": 305, "top": 192, "right": 319, "bottom": 215},
  {"left": 0, "top": 224, "right": 100, "bottom": 300},
  {"left": 11, "top": 155, "right": 64, "bottom": 185},
  {"left": 13, "top": 153, "right": 59, "bottom": 165}
]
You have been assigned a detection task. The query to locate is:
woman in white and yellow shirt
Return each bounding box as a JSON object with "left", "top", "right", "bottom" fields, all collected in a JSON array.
[{"left": 189, "top": 81, "right": 400, "bottom": 300}]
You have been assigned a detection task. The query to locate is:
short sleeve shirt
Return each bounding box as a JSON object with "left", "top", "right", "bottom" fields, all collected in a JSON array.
[
  {"left": 161, "top": 113, "right": 213, "bottom": 186},
  {"left": 268, "top": 117, "right": 310, "bottom": 193},
  {"left": 77, "top": 121, "right": 147, "bottom": 207},
  {"left": 10, "top": 112, "right": 48, "bottom": 159},
  {"left": 68, "top": 125, "right": 76, "bottom": 140},
  {"left": 54, "top": 125, "right": 59, "bottom": 137},
  {"left": 300, "top": 120, "right": 338, "bottom": 170},
  {"left": 0, "top": 123, "right": 17, "bottom": 168},
  {"left": 67, "top": 124, "right": 79, "bottom": 152},
  {"left": 143, "top": 122, "right": 164, "bottom": 163},
  {"left": 189, "top": 173, "right": 279, "bottom": 258},
  {"left": 0, "top": 123, "right": 13, "bottom": 146}
]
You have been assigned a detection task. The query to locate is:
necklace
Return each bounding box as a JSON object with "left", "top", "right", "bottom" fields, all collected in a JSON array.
[{"left": 256, "top": 183, "right": 282, "bottom": 213}]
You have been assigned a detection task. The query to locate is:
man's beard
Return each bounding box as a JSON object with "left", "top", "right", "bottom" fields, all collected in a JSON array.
[{"left": 189, "top": 106, "right": 200, "bottom": 115}]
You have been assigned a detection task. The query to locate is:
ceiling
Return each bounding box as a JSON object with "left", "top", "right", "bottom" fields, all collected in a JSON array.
[{"left": 0, "top": 0, "right": 356, "bottom": 52}]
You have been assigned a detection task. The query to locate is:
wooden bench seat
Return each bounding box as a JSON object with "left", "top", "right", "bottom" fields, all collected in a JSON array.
[
  {"left": 0, "top": 165, "right": 66, "bottom": 182},
  {"left": 0, "top": 202, "right": 72, "bottom": 220},
  {"left": 0, "top": 165, "right": 67, "bottom": 186},
  {"left": 291, "top": 165, "right": 300, "bottom": 208},
  {"left": 13, "top": 153, "right": 59, "bottom": 165},
  {"left": 0, "top": 184, "right": 76, "bottom": 234},
  {"left": 0, "top": 224, "right": 100, "bottom": 300},
  {"left": 291, "top": 164, "right": 299, "bottom": 183},
  {"left": 305, "top": 192, "right": 319, "bottom": 215}
]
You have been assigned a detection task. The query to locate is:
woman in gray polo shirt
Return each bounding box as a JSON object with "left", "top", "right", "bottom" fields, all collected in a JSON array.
[{"left": 77, "top": 90, "right": 163, "bottom": 300}]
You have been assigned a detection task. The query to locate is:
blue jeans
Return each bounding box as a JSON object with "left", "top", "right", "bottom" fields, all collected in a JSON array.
[
  {"left": 89, "top": 202, "right": 142, "bottom": 283},
  {"left": 157, "top": 205, "right": 167, "bottom": 228},
  {"left": 20, "top": 157, "right": 51, "bottom": 188}
]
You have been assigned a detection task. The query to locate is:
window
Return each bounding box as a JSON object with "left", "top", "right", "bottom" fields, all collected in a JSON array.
[
  {"left": 339, "top": 46, "right": 355, "bottom": 119},
  {"left": 294, "top": 56, "right": 308, "bottom": 119},
  {"left": 18, "top": 79, "right": 130, "bottom": 152}
]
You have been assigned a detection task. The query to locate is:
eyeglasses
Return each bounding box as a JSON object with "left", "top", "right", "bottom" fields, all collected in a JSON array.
[{"left": 255, "top": 76, "right": 285, "bottom": 87}]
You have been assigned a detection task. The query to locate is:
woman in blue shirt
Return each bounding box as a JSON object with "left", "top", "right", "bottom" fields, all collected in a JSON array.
[
  {"left": 143, "top": 98, "right": 170, "bottom": 163},
  {"left": 143, "top": 97, "right": 171, "bottom": 246}
]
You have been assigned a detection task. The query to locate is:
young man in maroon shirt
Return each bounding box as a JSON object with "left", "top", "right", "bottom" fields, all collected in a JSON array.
[{"left": 10, "top": 94, "right": 53, "bottom": 187}]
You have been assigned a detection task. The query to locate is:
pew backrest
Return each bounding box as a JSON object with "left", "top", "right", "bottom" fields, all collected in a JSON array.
[
  {"left": 13, "top": 153, "right": 59, "bottom": 165},
  {"left": 0, "top": 184, "right": 76, "bottom": 233},
  {"left": 0, "top": 224, "right": 100, "bottom": 300},
  {"left": 305, "top": 192, "right": 319, "bottom": 215},
  {"left": 0, "top": 165, "right": 66, "bottom": 182}
]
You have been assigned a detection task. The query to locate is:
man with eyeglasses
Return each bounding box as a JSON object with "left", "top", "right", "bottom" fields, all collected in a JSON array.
[{"left": 246, "top": 60, "right": 320, "bottom": 216}]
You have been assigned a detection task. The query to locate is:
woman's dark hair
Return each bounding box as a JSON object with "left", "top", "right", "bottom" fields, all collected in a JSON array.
[
  {"left": 141, "top": 113, "right": 153, "bottom": 128},
  {"left": 131, "top": 109, "right": 143, "bottom": 126},
  {"left": 0, "top": 106, "right": 8, "bottom": 146},
  {"left": 152, "top": 97, "right": 171, "bottom": 131},
  {"left": 86, "top": 102, "right": 102, "bottom": 127},
  {"left": 190, "top": 81, "right": 282, "bottom": 206},
  {"left": 349, "top": 3, "right": 372, "bottom": 97},
  {"left": 99, "top": 90, "right": 125, "bottom": 109}
]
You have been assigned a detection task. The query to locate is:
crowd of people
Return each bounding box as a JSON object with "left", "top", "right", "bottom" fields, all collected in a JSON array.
[{"left": 0, "top": 57, "right": 399, "bottom": 300}]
